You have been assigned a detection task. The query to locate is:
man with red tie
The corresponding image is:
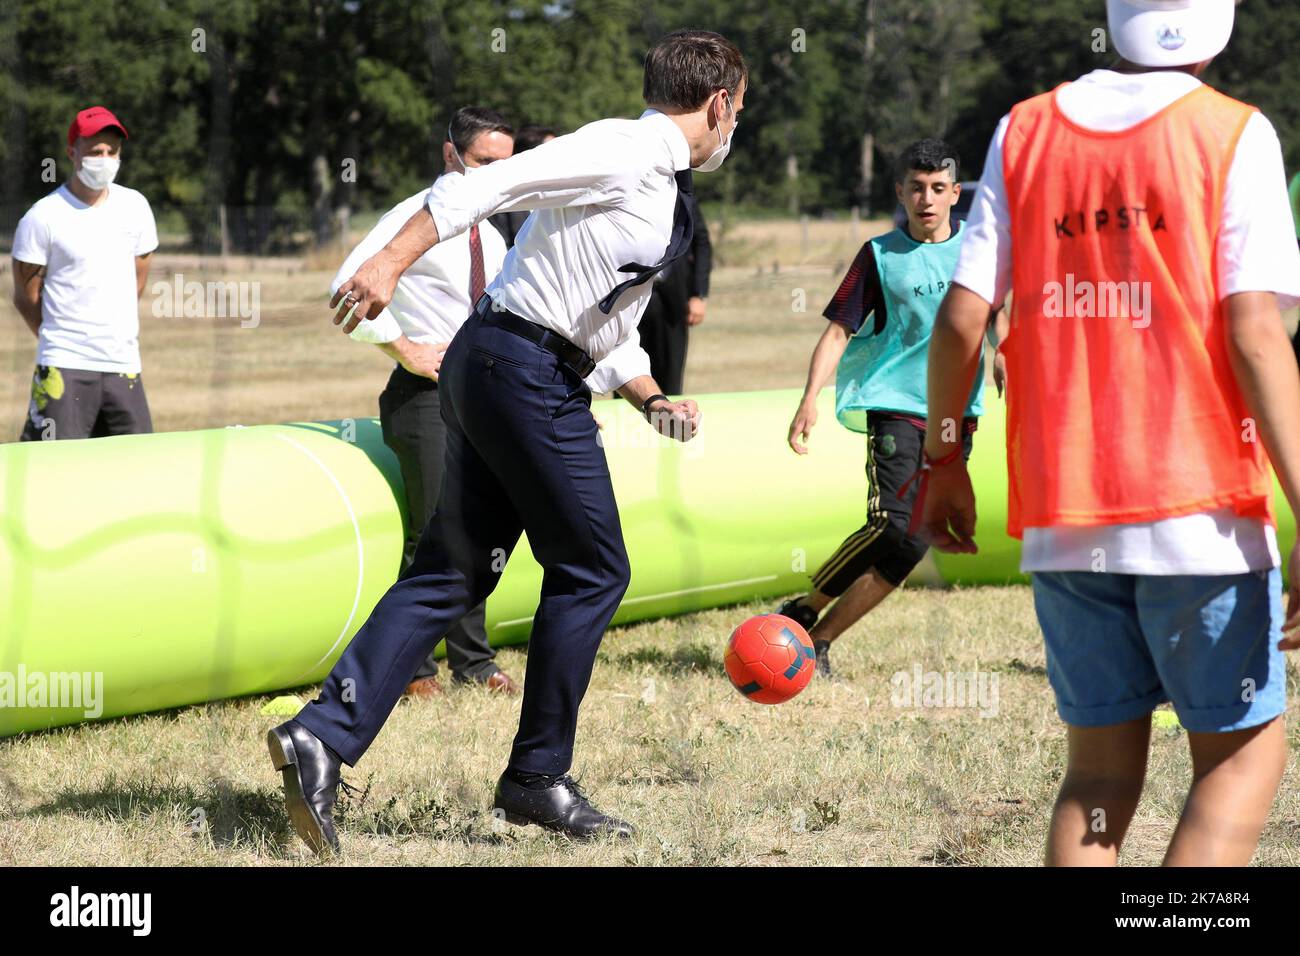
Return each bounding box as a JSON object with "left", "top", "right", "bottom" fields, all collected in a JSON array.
[{"left": 331, "top": 107, "right": 520, "bottom": 697}]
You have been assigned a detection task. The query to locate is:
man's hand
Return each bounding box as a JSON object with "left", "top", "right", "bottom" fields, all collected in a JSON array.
[
  {"left": 400, "top": 341, "right": 449, "bottom": 380},
  {"left": 917, "top": 461, "right": 978, "bottom": 554},
  {"left": 993, "top": 349, "right": 1007, "bottom": 399},
  {"left": 1278, "top": 547, "right": 1300, "bottom": 649},
  {"left": 788, "top": 398, "right": 818, "bottom": 454},
  {"left": 615, "top": 375, "right": 701, "bottom": 441},
  {"left": 331, "top": 206, "right": 441, "bottom": 333},
  {"left": 646, "top": 397, "right": 701, "bottom": 443},
  {"left": 686, "top": 296, "right": 707, "bottom": 327},
  {"left": 332, "top": 252, "right": 403, "bottom": 333},
  {"left": 923, "top": 284, "right": 992, "bottom": 554}
]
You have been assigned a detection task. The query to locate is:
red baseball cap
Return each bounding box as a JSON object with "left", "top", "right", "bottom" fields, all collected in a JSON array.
[{"left": 67, "top": 106, "right": 128, "bottom": 147}]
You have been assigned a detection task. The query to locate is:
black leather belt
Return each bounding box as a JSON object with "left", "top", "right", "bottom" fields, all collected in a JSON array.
[{"left": 473, "top": 294, "right": 597, "bottom": 379}]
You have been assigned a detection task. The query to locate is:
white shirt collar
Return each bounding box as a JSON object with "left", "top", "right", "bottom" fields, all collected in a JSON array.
[{"left": 639, "top": 108, "right": 692, "bottom": 172}]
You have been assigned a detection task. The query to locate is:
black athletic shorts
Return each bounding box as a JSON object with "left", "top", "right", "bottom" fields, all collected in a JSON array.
[{"left": 811, "top": 411, "right": 975, "bottom": 594}]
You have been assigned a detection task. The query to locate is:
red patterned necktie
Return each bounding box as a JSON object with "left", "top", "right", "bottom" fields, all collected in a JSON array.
[{"left": 469, "top": 223, "right": 485, "bottom": 305}]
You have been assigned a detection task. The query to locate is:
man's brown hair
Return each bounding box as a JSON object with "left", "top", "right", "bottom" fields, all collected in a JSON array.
[{"left": 643, "top": 30, "right": 747, "bottom": 110}]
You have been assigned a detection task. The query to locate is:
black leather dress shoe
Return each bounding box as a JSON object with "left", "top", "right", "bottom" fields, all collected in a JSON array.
[
  {"left": 493, "top": 772, "right": 634, "bottom": 840},
  {"left": 267, "top": 720, "right": 342, "bottom": 855}
]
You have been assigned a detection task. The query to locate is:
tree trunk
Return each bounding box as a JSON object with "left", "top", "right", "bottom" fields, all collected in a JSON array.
[
  {"left": 202, "top": 23, "right": 234, "bottom": 257},
  {"left": 786, "top": 132, "right": 799, "bottom": 217},
  {"left": 423, "top": 2, "right": 455, "bottom": 179},
  {"left": 308, "top": 1, "right": 333, "bottom": 246},
  {"left": 858, "top": 0, "right": 878, "bottom": 211}
]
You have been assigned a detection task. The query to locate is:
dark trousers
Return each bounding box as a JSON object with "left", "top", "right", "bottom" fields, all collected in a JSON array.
[
  {"left": 378, "top": 365, "right": 495, "bottom": 681},
  {"left": 19, "top": 365, "right": 153, "bottom": 442},
  {"left": 637, "top": 288, "right": 689, "bottom": 395},
  {"left": 811, "top": 413, "right": 974, "bottom": 594},
  {"left": 298, "top": 312, "right": 631, "bottom": 774}
]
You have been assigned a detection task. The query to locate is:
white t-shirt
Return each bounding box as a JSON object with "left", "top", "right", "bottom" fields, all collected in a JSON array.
[
  {"left": 335, "top": 174, "right": 508, "bottom": 350},
  {"left": 953, "top": 70, "right": 1300, "bottom": 575},
  {"left": 12, "top": 183, "right": 158, "bottom": 374}
]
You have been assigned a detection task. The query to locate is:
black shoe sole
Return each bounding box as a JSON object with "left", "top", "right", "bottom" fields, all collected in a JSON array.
[
  {"left": 492, "top": 805, "right": 634, "bottom": 841},
  {"left": 267, "top": 727, "right": 338, "bottom": 856},
  {"left": 498, "top": 809, "right": 538, "bottom": 828}
]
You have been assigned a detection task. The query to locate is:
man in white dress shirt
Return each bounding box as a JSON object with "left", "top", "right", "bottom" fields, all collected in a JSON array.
[
  {"left": 334, "top": 107, "right": 520, "bottom": 698},
  {"left": 269, "top": 30, "right": 746, "bottom": 851}
]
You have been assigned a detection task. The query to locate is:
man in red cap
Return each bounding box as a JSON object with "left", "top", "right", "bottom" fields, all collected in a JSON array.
[{"left": 10, "top": 106, "right": 158, "bottom": 441}]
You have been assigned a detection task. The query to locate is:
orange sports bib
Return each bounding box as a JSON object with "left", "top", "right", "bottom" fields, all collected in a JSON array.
[{"left": 1000, "top": 83, "right": 1274, "bottom": 538}]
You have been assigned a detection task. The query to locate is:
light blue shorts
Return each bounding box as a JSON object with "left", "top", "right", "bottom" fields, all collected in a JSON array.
[{"left": 1031, "top": 569, "right": 1286, "bottom": 733}]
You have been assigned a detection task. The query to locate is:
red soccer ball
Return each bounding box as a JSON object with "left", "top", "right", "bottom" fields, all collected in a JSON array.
[{"left": 724, "top": 613, "right": 816, "bottom": 704}]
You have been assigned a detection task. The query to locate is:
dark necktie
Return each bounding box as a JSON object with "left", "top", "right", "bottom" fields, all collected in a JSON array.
[
  {"left": 468, "top": 223, "right": 486, "bottom": 305},
  {"left": 597, "top": 169, "right": 695, "bottom": 314}
]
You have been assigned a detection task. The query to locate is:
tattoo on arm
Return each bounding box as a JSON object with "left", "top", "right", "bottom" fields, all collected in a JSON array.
[{"left": 12, "top": 260, "right": 45, "bottom": 334}]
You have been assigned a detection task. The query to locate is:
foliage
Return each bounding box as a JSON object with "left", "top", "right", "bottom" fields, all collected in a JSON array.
[{"left": 3, "top": 0, "right": 1296, "bottom": 249}]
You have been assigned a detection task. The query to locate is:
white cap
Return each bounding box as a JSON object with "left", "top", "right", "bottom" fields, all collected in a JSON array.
[{"left": 1107, "top": 0, "right": 1235, "bottom": 68}]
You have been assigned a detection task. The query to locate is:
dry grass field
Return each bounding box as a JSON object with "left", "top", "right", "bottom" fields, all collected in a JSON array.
[{"left": 2, "top": 216, "right": 1299, "bottom": 866}]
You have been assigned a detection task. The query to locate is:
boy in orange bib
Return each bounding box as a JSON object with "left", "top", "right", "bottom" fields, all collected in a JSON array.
[{"left": 920, "top": 0, "right": 1300, "bottom": 865}]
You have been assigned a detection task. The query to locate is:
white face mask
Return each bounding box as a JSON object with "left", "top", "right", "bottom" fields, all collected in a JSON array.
[
  {"left": 448, "top": 125, "right": 480, "bottom": 176},
  {"left": 77, "top": 155, "right": 120, "bottom": 190},
  {"left": 693, "top": 94, "right": 736, "bottom": 173}
]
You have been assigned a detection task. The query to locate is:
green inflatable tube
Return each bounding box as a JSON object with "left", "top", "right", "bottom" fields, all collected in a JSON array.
[
  {"left": 925, "top": 397, "right": 1296, "bottom": 586},
  {"left": 0, "top": 387, "right": 1293, "bottom": 736}
]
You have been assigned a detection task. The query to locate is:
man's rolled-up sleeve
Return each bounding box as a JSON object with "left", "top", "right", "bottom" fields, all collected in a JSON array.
[
  {"left": 429, "top": 123, "right": 642, "bottom": 243},
  {"left": 585, "top": 330, "right": 652, "bottom": 395}
]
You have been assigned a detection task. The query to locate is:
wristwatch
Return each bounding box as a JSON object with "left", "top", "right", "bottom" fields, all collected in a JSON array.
[{"left": 640, "top": 393, "right": 670, "bottom": 421}]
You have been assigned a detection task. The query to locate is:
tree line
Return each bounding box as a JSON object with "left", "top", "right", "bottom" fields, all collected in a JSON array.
[{"left": 2, "top": 0, "right": 1296, "bottom": 253}]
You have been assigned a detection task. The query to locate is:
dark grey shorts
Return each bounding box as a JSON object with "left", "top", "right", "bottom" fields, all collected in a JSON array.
[{"left": 19, "top": 365, "right": 154, "bottom": 442}]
